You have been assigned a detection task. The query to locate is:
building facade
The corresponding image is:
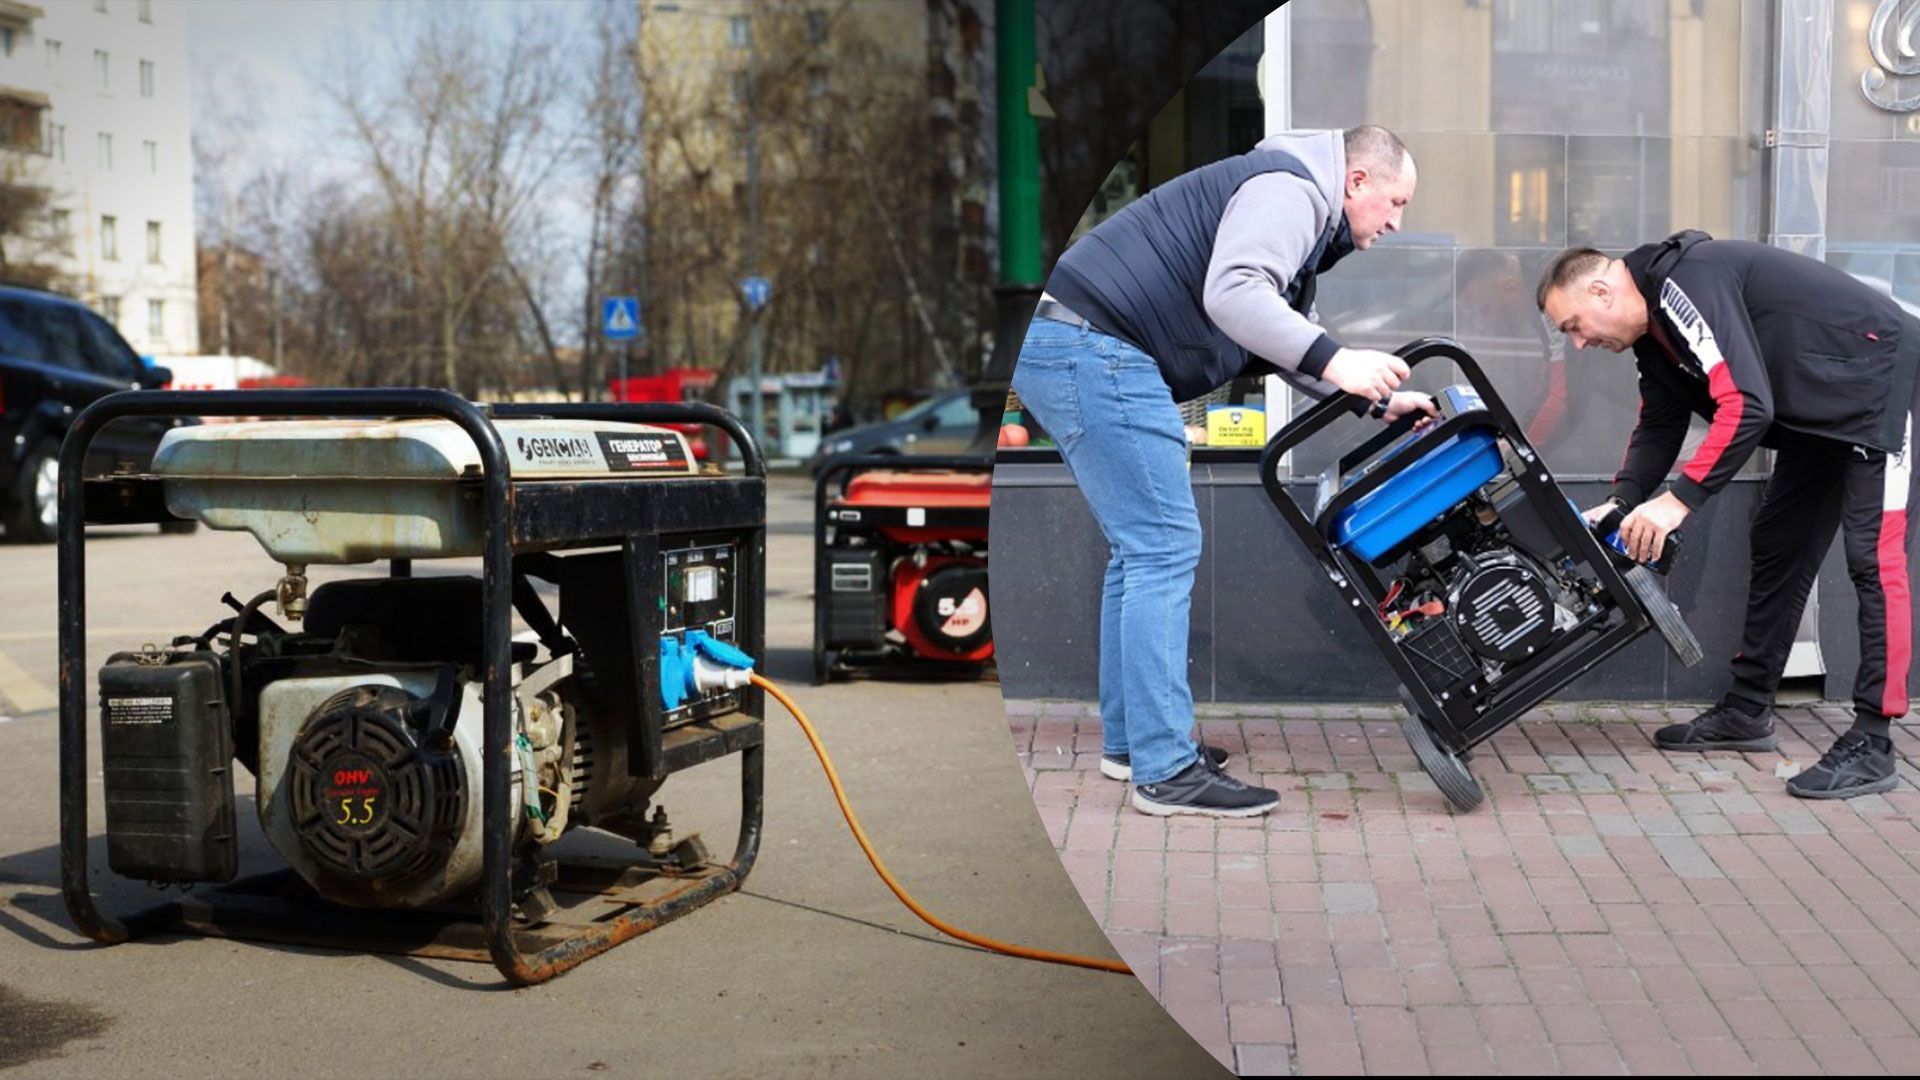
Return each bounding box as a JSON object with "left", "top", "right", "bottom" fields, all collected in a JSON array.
[{"left": 0, "top": 0, "right": 196, "bottom": 357}]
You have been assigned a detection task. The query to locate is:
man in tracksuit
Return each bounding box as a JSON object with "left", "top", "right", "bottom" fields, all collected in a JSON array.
[
  {"left": 1538, "top": 230, "right": 1920, "bottom": 799},
  {"left": 1013, "top": 125, "right": 1433, "bottom": 817}
]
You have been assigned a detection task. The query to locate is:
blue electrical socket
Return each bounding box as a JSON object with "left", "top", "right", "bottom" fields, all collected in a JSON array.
[{"left": 659, "top": 630, "right": 757, "bottom": 710}]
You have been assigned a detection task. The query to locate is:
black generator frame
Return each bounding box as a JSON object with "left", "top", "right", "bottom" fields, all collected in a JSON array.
[
  {"left": 58, "top": 388, "right": 766, "bottom": 985},
  {"left": 811, "top": 453, "right": 994, "bottom": 683},
  {"left": 1259, "top": 337, "right": 1654, "bottom": 761}
]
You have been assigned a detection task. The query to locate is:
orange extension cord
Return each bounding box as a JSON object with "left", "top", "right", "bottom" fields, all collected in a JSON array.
[{"left": 750, "top": 673, "right": 1133, "bottom": 976}]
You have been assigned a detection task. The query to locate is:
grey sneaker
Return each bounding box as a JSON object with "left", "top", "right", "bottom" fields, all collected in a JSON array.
[
  {"left": 1786, "top": 731, "right": 1898, "bottom": 800},
  {"left": 1101, "top": 742, "right": 1230, "bottom": 781},
  {"left": 1654, "top": 702, "right": 1777, "bottom": 753},
  {"left": 1132, "top": 758, "right": 1278, "bottom": 818}
]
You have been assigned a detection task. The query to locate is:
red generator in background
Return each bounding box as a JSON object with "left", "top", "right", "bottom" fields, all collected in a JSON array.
[
  {"left": 609, "top": 368, "right": 724, "bottom": 460},
  {"left": 813, "top": 455, "right": 993, "bottom": 682}
]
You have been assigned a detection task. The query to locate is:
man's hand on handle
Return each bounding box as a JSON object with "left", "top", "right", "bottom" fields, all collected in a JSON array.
[
  {"left": 1380, "top": 391, "right": 1438, "bottom": 425},
  {"left": 1618, "top": 491, "right": 1690, "bottom": 563},
  {"left": 1323, "top": 347, "right": 1410, "bottom": 401}
]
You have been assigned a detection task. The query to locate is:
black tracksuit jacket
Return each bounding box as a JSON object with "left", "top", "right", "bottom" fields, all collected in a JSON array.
[{"left": 1611, "top": 230, "right": 1920, "bottom": 510}]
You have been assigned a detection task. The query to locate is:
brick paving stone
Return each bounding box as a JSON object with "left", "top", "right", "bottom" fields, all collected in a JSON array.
[
  {"left": 1867, "top": 1035, "right": 1920, "bottom": 1073},
  {"left": 1554, "top": 1042, "right": 1629, "bottom": 1075},
  {"left": 1218, "top": 907, "right": 1278, "bottom": 940},
  {"left": 1232, "top": 1042, "right": 1294, "bottom": 1076},
  {"left": 1680, "top": 1037, "right": 1760, "bottom": 1074},
  {"left": 1290, "top": 1004, "right": 1363, "bottom": 1074},
  {"left": 1490, "top": 1042, "right": 1559, "bottom": 1074},
  {"left": 1320, "top": 882, "right": 1377, "bottom": 915},
  {"left": 1742, "top": 1038, "right": 1820, "bottom": 1075},
  {"left": 1352, "top": 1006, "right": 1428, "bottom": 1074},
  {"left": 1537, "top": 1002, "right": 1613, "bottom": 1044},
  {"left": 1282, "top": 964, "right": 1345, "bottom": 1006},
  {"left": 1227, "top": 1003, "right": 1292, "bottom": 1044},
  {"left": 1808, "top": 961, "right": 1889, "bottom": 1001},
  {"left": 1694, "top": 963, "right": 1767, "bottom": 1003},
  {"left": 1805, "top": 1035, "right": 1889, "bottom": 1075},
  {"left": 1619, "top": 1037, "right": 1693, "bottom": 1074},
  {"left": 1517, "top": 967, "right": 1588, "bottom": 1005},
  {"left": 1460, "top": 967, "right": 1529, "bottom": 1006},
  {"left": 1423, "top": 1041, "right": 1497, "bottom": 1074},
  {"left": 1780, "top": 996, "right": 1856, "bottom": 1041},
  {"left": 1402, "top": 966, "right": 1467, "bottom": 1008}
]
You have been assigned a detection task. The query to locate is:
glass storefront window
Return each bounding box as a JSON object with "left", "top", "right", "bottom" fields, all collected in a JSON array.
[
  {"left": 1829, "top": 1, "right": 1920, "bottom": 323},
  {"left": 1284, "top": 0, "right": 1766, "bottom": 477}
]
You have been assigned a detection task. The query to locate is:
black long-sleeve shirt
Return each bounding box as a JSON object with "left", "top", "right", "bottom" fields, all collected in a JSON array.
[{"left": 1611, "top": 232, "right": 1920, "bottom": 510}]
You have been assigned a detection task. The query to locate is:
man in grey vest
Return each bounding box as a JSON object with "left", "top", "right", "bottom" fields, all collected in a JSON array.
[{"left": 1013, "top": 125, "right": 1428, "bottom": 817}]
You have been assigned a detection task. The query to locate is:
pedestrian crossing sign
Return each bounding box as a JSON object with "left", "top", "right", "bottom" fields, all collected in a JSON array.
[{"left": 603, "top": 297, "right": 640, "bottom": 341}]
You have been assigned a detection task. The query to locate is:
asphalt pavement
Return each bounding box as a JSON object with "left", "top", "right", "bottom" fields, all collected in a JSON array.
[{"left": 0, "top": 473, "right": 1223, "bottom": 1078}]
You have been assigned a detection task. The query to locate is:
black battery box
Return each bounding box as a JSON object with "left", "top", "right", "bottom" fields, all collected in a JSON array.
[
  {"left": 824, "top": 548, "right": 887, "bottom": 649},
  {"left": 97, "top": 650, "right": 237, "bottom": 883}
]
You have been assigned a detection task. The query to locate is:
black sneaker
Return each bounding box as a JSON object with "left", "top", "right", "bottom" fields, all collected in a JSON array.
[
  {"left": 1654, "top": 702, "right": 1777, "bottom": 752},
  {"left": 1132, "top": 759, "right": 1279, "bottom": 818},
  {"left": 1786, "top": 731, "right": 1898, "bottom": 800},
  {"left": 1100, "top": 742, "right": 1230, "bottom": 781}
]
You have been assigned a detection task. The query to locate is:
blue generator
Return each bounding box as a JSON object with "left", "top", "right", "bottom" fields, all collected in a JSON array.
[{"left": 1261, "top": 338, "right": 1701, "bottom": 810}]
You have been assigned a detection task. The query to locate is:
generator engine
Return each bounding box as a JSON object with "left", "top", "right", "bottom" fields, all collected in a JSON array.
[
  {"left": 892, "top": 555, "right": 992, "bottom": 661},
  {"left": 1376, "top": 494, "right": 1594, "bottom": 696}
]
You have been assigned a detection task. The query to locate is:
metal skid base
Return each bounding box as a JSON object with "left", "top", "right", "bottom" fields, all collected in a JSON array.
[{"left": 119, "top": 848, "right": 748, "bottom": 968}]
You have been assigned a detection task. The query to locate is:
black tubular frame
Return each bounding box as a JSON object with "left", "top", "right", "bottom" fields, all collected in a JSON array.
[
  {"left": 810, "top": 453, "right": 993, "bottom": 682},
  {"left": 59, "top": 389, "right": 766, "bottom": 985},
  {"left": 1258, "top": 338, "right": 1651, "bottom": 754}
]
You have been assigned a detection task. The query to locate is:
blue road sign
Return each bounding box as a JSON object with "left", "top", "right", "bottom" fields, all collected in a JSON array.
[
  {"left": 741, "top": 276, "right": 772, "bottom": 311},
  {"left": 603, "top": 296, "right": 640, "bottom": 340}
]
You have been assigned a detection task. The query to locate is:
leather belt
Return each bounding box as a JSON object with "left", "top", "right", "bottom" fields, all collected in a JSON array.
[{"left": 1033, "top": 297, "right": 1092, "bottom": 329}]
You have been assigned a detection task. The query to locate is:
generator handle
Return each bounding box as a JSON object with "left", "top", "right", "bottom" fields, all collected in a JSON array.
[
  {"left": 492, "top": 401, "right": 764, "bottom": 478},
  {"left": 812, "top": 452, "right": 993, "bottom": 559},
  {"left": 814, "top": 453, "right": 992, "bottom": 496},
  {"left": 1264, "top": 337, "right": 1493, "bottom": 458}
]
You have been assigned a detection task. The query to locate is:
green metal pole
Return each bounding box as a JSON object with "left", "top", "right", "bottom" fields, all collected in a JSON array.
[{"left": 996, "top": 0, "right": 1042, "bottom": 287}]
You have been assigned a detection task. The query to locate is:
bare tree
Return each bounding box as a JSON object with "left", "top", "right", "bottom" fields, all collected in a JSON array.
[
  {"left": 636, "top": 2, "right": 981, "bottom": 413},
  {"left": 0, "top": 99, "right": 70, "bottom": 292},
  {"left": 325, "top": 5, "right": 579, "bottom": 397}
]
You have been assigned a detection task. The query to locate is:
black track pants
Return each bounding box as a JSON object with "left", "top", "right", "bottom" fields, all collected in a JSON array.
[{"left": 1728, "top": 417, "right": 1918, "bottom": 722}]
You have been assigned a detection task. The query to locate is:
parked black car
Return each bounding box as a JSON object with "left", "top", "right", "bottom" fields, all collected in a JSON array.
[
  {"left": 806, "top": 388, "right": 982, "bottom": 476},
  {"left": 0, "top": 286, "right": 192, "bottom": 542}
]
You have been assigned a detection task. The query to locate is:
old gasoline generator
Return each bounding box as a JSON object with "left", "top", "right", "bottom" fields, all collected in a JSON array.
[
  {"left": 59, "top": 389, "right": 766, "bottom": 984},
  {"left": 1261, "top": 338, "right": 1702, "bottom": 811},
  {"left": 812, "top": 454, "right": 993, "bottom": 682}
]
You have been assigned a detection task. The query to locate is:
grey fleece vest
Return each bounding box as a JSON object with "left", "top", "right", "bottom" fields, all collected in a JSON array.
[{"left": 1045, "top": 149, "right": 1342, "bottom": 402}]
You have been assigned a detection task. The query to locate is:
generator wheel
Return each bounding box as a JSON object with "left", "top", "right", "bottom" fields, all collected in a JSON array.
[
  {"left": 1402, "top": 713, "right": 1484, "bottom": 812},
  {"left": 1624, "top": 564, "right": 1704, "bottom": 668}
]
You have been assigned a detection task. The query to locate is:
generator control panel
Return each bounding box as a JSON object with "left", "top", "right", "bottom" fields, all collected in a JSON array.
[{"left": 660, "top": 538, "right": 743, "bottom": 720}]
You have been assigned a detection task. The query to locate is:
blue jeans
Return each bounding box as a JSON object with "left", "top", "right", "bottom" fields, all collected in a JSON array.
[{"left": 1012, "top": 317, "right": 1201, "bottom": 785}]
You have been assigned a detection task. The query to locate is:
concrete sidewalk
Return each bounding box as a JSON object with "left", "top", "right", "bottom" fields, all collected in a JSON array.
[
  {"left": 1012, "top": 700, "right": 1920, "bottom": 1075},
  {"left": 0, "top": 476, "right": 1224, "bottom": 1079}
]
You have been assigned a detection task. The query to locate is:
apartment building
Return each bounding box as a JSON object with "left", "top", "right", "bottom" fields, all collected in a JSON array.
[{"left": 0, "top": 0, "right": 196, "bottom": 356}]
